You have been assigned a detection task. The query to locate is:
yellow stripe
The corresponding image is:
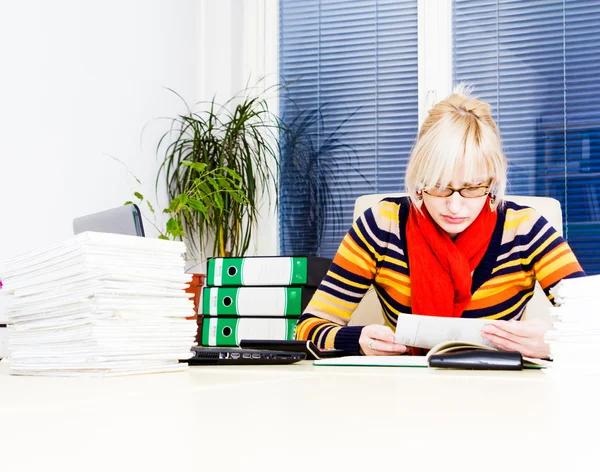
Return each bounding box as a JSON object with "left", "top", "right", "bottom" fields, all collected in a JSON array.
[
  {"left": 471, "top": 272, "right": 534, "bottom": 300},
  {"left": 324, "top": 327, "right": 339, "bottom": 350},
  {"left": 378, "top": 268, "right": 410, "bottom": 285},
  {"left": 378, "top": 292, "right": 403, "bottom": 316},
  {"left": 536, "top": 251, "right": 578, "bottom": 281},
  {"left": 379, "top": 203, "right": 400, "bottom": 224},
  {"left": 352, "top": 224, "right": 383, "bottom": 262},
  {"left": 376, "top": 276, "right": 411, "bottom": 297},
  {"left": 492, "top": 232, "right": 559, "bottom": 273},
  {"left": 338, "top": 238, "right": 376, "bottom": 271},
  {"left": 312, "top": 291, "right": 357, "bottom": 311},
  {"left": 475, "top": 291, "right": 533, "bottom": 320},
  {"left": 296, "top": 318, "right": 323, "bottom": 340},
  {"left": 378, "top": 255, "right": 408, "bottom": 269},
  {"left": 328, "top": 270, "right": 371, "bottom": 290},
  {"left": 503, "top": 208, "right": 536, "bottom": 231}
]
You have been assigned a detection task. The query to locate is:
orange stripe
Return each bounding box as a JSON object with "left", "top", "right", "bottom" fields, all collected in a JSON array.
[
  {"left": 476, "top": 271, "right": 533, "bottom": 291},
  {"left": 334, "top": 243, "right": 374, "bottom": 278},
  {"left": 539, "top": 261, "right": 583, "bottom": 289},
  {"left": 295, "top": 317, "right": 328, "bottom": 341},
  {"left": 535, "top": 244, "right": 570, "bottom": 272},
  {"left": 467, "top": 283, "right": 525, "bottom": 310},
  {"left": 343, "top": 232, "right": 378, "bottom": 262},
  {"left": 333, "top": 253, "right": 372, "bottom": 280},
  {"left": 377, "top": 267, "right": 410, "bottom": 288}
]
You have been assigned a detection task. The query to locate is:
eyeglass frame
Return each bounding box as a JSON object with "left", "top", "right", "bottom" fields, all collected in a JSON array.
[{"left": 422, "top": 180, "right": 493, "bottom": 199}]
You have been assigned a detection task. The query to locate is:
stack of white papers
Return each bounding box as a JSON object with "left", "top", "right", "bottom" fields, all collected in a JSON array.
[
  {"left": 545, "top": 274, "right": 600, "bottom": 375},
  {"left": 1, "top": 232, "right": 197, "bottom": 376}
]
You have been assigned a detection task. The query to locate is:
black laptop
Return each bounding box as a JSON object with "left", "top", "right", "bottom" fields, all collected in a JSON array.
[
  {"left": 187, "top": 346, "right": 306, "bottom": 365},
  {"left": 239, "top": 340, "right": 345, "bottom": 360}
]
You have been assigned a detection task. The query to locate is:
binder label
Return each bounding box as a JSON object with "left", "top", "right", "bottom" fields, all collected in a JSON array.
[
  {"left": 237, "top": 287, "right": 287, "bottom": 315},
  {"left": 212, "top": 258, "right": 223, "bottom": 286},
  {"left": 207, "top": 317, "right": 218, "bottom": 346},
  {"left": 209, "top": 289, "right": 219, "bottom": 315},
  {"left": 206, "top": 257, "right": 325, "bottom": 286},
  {"left": 202, "top": 287, "right": 307, "bottom": 316},
  {"left": 202, "top": 318, "right": 297, "bottom": 346},
  {"left": 236, "top": 318, "right": 297, "bottom": 344},
  {"left": 240, "top": 258, "right": 293, "bottom": 285}
]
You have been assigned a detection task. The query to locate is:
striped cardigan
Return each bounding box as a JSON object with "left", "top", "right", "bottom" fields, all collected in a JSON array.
[{"left": 296, "top": 197, "right": 585, "bottom": 355}]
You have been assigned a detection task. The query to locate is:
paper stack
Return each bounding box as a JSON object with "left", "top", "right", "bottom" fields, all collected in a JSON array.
[
  {"left": 1, "top": 231, "right": 197, "bottom": 376},
  {"left": 0, "top": 285, "right": 8, "bottom": 359},
  {"left": 545, "top": 274, "right": 600, "bottom": 375}
]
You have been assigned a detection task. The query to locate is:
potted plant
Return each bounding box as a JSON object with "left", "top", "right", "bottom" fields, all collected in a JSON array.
[
  {"left": 128, "top": 161, "right": 249, "bottom": 259},
  {"left": 278, "top": 103, "right": 370, "bottom": 256},
  {"left": 133, "top": 87, "right": 280, "bottom": 343},
  {"left": 156, "top": 89, "right": 280, "bottom": 260}
]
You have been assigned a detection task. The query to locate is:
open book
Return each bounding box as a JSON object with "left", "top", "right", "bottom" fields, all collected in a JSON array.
[
  {"left": 313, "top": 341, "right": 550, "bottom": 369},
  {"left": 315, "top": 314, "right": 551, "bottom": 368},
  {"left": 426, "top": 340, "right": 551, "bottom": 369}
]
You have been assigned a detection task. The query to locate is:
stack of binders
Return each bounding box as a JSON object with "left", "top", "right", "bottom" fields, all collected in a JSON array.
[{"left": 201, "top": 256, "right": 331, "bottom": 347}]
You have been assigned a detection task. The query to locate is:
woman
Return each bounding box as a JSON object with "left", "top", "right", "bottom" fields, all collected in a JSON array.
[{"left": 296, "top": 89, "right": 585, "bottom": 358}]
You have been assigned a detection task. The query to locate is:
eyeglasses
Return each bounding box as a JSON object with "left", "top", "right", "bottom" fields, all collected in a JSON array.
[{"left": 423, "top": 181, "right": 492, "bottom": 198}]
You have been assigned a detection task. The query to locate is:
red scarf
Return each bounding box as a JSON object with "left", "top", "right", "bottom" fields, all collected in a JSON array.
[{"left": 405, "top": 198, "right": 497, "bottom": 318}]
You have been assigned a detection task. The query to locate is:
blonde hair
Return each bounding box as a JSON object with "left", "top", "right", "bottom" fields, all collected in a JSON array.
[{"left": 404, "top": 86, "right": 507, "bottom": 209}]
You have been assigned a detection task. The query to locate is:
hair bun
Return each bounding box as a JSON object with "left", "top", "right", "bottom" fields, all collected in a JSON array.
[{"left": 446, "top": 88, "right": 492, "bottom": 122}]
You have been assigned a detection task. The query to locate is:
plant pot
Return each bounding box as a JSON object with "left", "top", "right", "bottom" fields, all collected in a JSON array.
[{"left": 185, "top": 273, "right": 205, "bottom": 345}]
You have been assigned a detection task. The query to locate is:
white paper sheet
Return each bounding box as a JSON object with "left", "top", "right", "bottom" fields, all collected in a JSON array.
[{"left": 395, "top": 314, "right": 494, "bottom": 349}]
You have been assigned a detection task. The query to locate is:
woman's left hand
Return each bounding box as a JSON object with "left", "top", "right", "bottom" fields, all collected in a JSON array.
[{"left": 480, "top": 319, "right": 552, "bottom": 359}]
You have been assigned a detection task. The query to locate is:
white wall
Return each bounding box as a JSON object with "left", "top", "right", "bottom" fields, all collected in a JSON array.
[
  {"left": 0, "top": 0, "right": 199, "bottom": 266},
  {"left": 197, "top": 0, "right": 279, "bottom": 264},
  {"left": 0, "top": 0, "right": 279, "bottom": 273}
]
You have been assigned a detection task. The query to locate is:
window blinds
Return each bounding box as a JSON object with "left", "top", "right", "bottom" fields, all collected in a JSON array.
[
  {"left": 453, "top": 0, "right": 600, "bottom": 274},
  {"left": 279, "top": 0, "right": 418, "bottom": 257}
]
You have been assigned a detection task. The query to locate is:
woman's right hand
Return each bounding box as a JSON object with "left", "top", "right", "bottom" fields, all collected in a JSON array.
[{"left": 359, "top": 325, "right": 408, "bottom": 356}]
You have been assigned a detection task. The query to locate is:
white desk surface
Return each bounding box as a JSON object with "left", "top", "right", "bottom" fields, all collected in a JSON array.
[{"left": 0, "top": 359, "right": 598, "bottom": 472}]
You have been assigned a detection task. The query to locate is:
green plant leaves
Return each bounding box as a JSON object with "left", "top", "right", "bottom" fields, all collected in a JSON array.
[
  {"left": 155, "top": 86, "right": 281, "bottom": 257},
  {"left": 165, "top": 217, "right": 184, "bottom": 238}
]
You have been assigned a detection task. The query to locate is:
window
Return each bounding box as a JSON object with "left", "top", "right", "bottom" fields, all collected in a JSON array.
[
  {"left": 453, "top": 0, "right": 600, "bottom": 274},
  {"left": 279, "top": 0, "right": 418, "bottom": 257},
  {"left": 279, "top": 0, "right": 600, "bottom": 274}
]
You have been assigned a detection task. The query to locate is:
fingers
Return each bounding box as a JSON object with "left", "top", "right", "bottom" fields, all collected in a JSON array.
[
  {"left": 369, "top": 325, "right": 396, "bottom": 343},
  {"left": 481, "top": 322, "right": 550, "bottom": 358},
  {"left": 360, "top": 325, "right": 408, "bottom": 356},
  {"left": 369, "top": 338, "right": 408, "bottom": 355},
  {"left": 483, "top": 320, "right": 529, "bottom": 338},
  {"left": 480, "top": 329, "right": 522, "bottom": 352},
  {"left": 482, "top": 332, "right": 543, "bottom": 358},
  {"left": 483, "top": 319, "right": 550, "bottom": 338}
]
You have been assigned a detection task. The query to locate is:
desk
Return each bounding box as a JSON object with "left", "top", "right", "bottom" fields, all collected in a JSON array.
[{"left": 0, "top": 360, "right": 598, "bottom": 472}]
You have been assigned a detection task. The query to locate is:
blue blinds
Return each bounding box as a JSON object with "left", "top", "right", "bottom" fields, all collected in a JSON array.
[
  {"left": 453, "top": 0, "right": 600, "bottom": 274},
  {"left": 279, "top": 0, "right": 418, "bottom": 257}
]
